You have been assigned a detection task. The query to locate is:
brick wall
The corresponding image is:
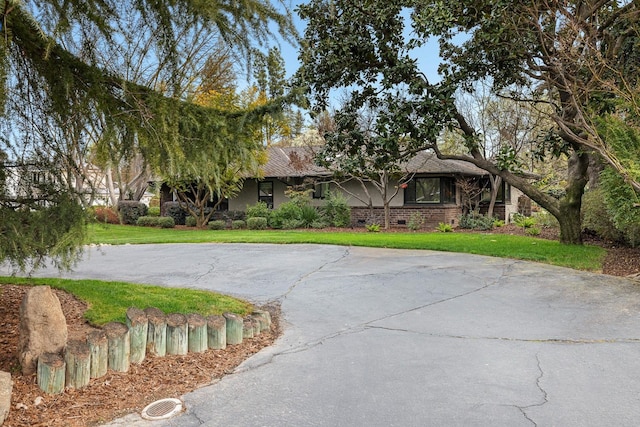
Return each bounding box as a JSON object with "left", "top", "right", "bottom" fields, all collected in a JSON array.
[{"left": 351, "top": 206, "right": 462, "bottom": 229}]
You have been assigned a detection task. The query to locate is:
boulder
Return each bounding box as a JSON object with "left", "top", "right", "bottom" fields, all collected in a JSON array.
[
  {"left": 0, "top": 371, "right": 12, "bottom": 425},
  {"left": 18, "top": 286, "right": 68, "bottom": 376}
]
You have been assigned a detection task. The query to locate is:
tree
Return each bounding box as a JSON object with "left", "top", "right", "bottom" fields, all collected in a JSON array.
[
  {"left": 0, "top": 0, "right": 296, "bottom": 269},
  {"left": 297, "top": 0, "right": 640, "bottom": 244}
]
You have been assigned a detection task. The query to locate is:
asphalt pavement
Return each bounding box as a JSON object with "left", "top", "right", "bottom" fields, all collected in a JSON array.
[{"left": 8, "top": 243, "right": 640, "bottom": 426}]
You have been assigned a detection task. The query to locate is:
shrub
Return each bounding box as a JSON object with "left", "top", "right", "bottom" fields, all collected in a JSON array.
[
  {"left": 232, "top": 220, "right": 246, "bottom": 230},
  {"left": 118, "top": 201, "right": 148, "bottom": 225},
  {"left": 222, "top": 210, "right": 246, "bottom": 221},
  {"left": 493, "top": 219, "right": 505, "bottom": 228},
  {"left": 436, "top": 222, "right": 453, "bottom": 232},
  {"left": 185, "top": 216, "right": 197, "bottom": 227},
  {"left": 246, "top": 201, "right": 271, "bottom": 219},
  {"left": 525, "top": 227, "right": 541, "bottom": 236},
  {"left": 207, "top": 220, "right": 226, "bottom": 230},
  {"left": 147, "top": 206, "right": 161, "bottom": 217},
  {"left": 269, "top": 201, "right": 303, "bottom": 229},
  {"left": 164, "top": 202, "right": 187, "bottom": 225},
  {"left": 532, "top": 210, "right": 559, "bottom": 228},
  {"left": 247, "top": 217, "right": 268, "bottom": 230},
  {"left": 136, "top": 216, "right": 175, "bottom": 228},
  {"left": 92, "top": 206, "right": 119, "bottom": 224},
  {"left": 601, "top": 169, "right": 640, "bottom": 247},
  {"left": 513, "top": 213, "right": 537, "bottom": 229},
  {"left": 581, "top": 188, "right": 623, "bottom": 242},
  {"left": 366, "top": 223, "right": 381, "bottom": 232},
  {"left": 407, "top": 212, "right": 424, "bottom": 231},
  {"left": 300, "top": 205, "right": 320, "bottom": 228},
  {"left": 459, "top": 213, "right": 494, "bottom": 230},
  {"left": 311, "top": 219, "right": 329, "bottom": 229},
  {"left": 321, "top": 190, "right": 351, "bottom": 227}
]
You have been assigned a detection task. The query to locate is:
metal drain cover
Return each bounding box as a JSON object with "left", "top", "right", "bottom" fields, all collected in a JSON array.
[{"left": 141, "top": 398, "right": 183, "bottom": 420}]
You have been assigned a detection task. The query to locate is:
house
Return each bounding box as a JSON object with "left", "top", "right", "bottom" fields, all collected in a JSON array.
[{"left": 160, "top": 146, "right": 524, "bottom": 228}]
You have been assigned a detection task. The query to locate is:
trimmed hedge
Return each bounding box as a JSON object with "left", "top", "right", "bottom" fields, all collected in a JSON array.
[
  {"left": 247, "top": 217, "right": 268, "bottom": 230},
  {"left": 92, "top": 206, "right": 119, "bottom": 224},
  {"left": 232, "top": 220, "right": 246, "bottom": 230},
  {"left": 185, "top": 216, "right": 197, "bottom": 227},
  {"left": 136, "top": 216, "right": 175, "bottom": 228},
  {"left": 164, "top": 202, "right": 186, "bottom": 225},
  {"left": 207, "top": 220, "right": 226, "bottom": 230},
  {"left": 118, "top": 201, "right": 148, "bottom": 225}
]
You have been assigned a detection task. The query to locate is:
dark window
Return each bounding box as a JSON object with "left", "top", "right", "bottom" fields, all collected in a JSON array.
[
  {"left": 258, "top": 181, "right": 274, "bottom": 208},
  {"left": 405, "top": 177, "right": 456, "bottom": 205},
  {"left": 313, "top": 182, "right": 329, "bottom": 199},
  {"left": 480, "top": 180, "right": 511, "bottom": 204}
]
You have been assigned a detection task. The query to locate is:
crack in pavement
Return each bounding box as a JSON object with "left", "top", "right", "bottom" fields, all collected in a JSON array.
[
  {"left": 515, "top": 353, "right": 549, "bottom": 427},
  {"left": 280, "top": 247, "right": 351, "bottom": 299}
]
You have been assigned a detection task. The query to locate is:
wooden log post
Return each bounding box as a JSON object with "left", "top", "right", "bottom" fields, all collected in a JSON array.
[
  {"left": 144, "top": 307, "right": 167, "bottom": 357},
  {"left": 252, "top": 309, "right": 272, "bottom": 331},
  {"left": 206, "top": 315, "right": 226, "bottom": 350},
  {"left": 37, "top": 353, "right": 65, "bottom": 395},
  {"left": 166, "top": 313, "right": 188, "bottom": 355},
  {"left": 126, "top": 307, "right": 148, "bottom": 364},
  {"left": 104, "top": 322, "right": 130, "bottom": 372},
  {"left": 187, "top": 313, "right": 207, "bottom": 353},
  {"left": 223, "top": 312, "right": 243, "bottom": 345},
  {"left": 242, "top": 318, "right": 254, "bottom": 339},
  {"left": 87, "top": 330, "right": 108, "bottom": 379},
  {"left": 64, "top": 340, "right": 91, "bottom": 390},
  {"left": 250, "top": 316, "right": 261, "bottom": 336}
]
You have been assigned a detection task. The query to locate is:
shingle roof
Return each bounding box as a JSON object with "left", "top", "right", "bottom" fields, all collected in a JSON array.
[{"left": 260, "top": 146, "right": 487, "bottom": 178}]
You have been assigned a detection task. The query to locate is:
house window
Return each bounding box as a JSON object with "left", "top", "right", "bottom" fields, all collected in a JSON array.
[
  {"left": 480, "top": 180, "right": 511, "bottom": 204},
  {"left": 258, "top": 181, "right": 274, "bottom": 208},
  {"left": 313, "top": 182, "right": 329, "bottom": 199},
  {"left": 405, "top": 177, "right": 456, "bottom": 205}
]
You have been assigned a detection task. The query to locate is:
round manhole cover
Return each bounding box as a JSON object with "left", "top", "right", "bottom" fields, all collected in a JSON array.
[{"left": 141, "top": 398, "right": 183, "bottom": 420}]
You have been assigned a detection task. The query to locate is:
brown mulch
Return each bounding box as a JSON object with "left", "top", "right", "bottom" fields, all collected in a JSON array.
[
  {"left": 0, "top": 286, "right": 280, "bottom": 427},
  {"left": 1, "top": 226, "right": 639, "bottom": 426}
]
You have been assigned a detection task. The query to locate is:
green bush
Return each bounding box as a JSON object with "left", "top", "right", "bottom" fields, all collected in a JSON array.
[
  {"left": 164, "top": 202, "right": 187, "bottom": 225},
  {"left": 311, "top": 219, "right": 329, "bottom": 229},
  {"left": 269, "top": 201, "right": 303, "bottom": 229},
  {"left": 321, "top": 190, "right": 351, "bottom": 227},
  {"left": 582, "top": 188, "right": 623, "bottom": 242},
  {"left": 525, "top": 227, "right": 541, "bottom": 236},
  {"left": 366, "top": 223, "right": 381, "bottom": 232},
  {"left": 117, "top": 201, "right": 148, "bottom": 225},
  {"left": 513, "top": 213, "right": 537, "bottom": 229},
  {"left": 407, "top": 212, "right": 424, "bottom": 231},
  {"left": 136, "top": 216, "right": 175, "bottom": 228},
  {"left": 436, "top": 222, "right": 453, "bottom": 232},
  {"left": 247, "top": 217, "right": 268, "bottom": 230},
  {"left": 232, "top": 220, "right": 246, "bottom": 230},
  {"left": 532, "top": 210, "right": 559, "bottom": 228},
  {"left": 246, "top": 201, "right": 271, "bottom": 219},
  {"left": 493, "top": 219, "right": 505, "bottom": 228},
  {"left": 459, "top": 213, "right": 494, "bottom": 230},
  {"left": 185, "top": 216, "right": 197, "bottom": 227},
  {"left": 147, "top": 206, "right": 161, "bottom": 217},
  {"left": 600, "top": 169, "right": 640, "bottom": 247},
  {"left": 207, "top": 220, "right": 226, "bottom": 230},
  {"left": 300, "top": 205, "right": 320, "bottom": 228}
]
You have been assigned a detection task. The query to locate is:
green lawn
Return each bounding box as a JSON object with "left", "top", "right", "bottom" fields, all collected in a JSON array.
[
  {"left": 89, "top": 224, "right": 606, "bottom": 272},
  {"left": 0, "top": 276, "right": 252, "bottom": 326}
]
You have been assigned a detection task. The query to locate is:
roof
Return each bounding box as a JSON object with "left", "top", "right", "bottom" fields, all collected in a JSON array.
[{"left": 260, "top": 146, "right": 487, "bottom": 178}]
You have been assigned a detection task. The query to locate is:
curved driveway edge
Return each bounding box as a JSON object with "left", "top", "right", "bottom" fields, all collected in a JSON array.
[{"left": 10, "top": 244, "right": 640, "bottom": 426}]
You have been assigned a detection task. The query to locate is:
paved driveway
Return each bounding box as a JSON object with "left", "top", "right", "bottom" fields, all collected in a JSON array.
[{"left": 11, "top": 244, "right": 640, "bottom": 426}]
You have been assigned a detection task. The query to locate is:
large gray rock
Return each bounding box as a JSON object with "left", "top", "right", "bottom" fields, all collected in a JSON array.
[
  {"left": 18, "top": 286, "right": 68, "bottom": 376},
  {"left": 0, "top": 371, "right": 11, "bottom": 425}
]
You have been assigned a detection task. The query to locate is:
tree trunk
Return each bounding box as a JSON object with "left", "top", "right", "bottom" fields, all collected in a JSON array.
[
  {"left": 487, "top": 175, "right": 502, "bottom": 219},
  {"left": 558, "top": 151, "right": 589, "bottom": 244}
]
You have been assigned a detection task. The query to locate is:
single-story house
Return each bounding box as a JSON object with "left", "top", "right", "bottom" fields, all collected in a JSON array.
[{"left": 160, "top": 146, "right": 525, "bottom": 228}]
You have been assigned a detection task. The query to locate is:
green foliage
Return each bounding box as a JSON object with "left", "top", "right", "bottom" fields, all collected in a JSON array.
[
  {"left": 164, "top": 202, "right": 187, "bottom": 225},
  {"left": 525, "top": 227, "right": 541, "bottom": 236},
  {"left": 436, "top": 222, "right": 453, "bottom": 232},
  {"left": 366, "top": 223, "right": 381, "bottom": 232},
  {"left": 136, "top": 216, "right": 175, "bottom": 228},
  {"left": 246, "top": 201, "right": 271, "bottom": 219},
  {"left": 232, "top": 220, "right": 246, "bottom": 230},
  {"left": 600, "top": 169, "right": 640, "bottom": 247},
  {"left": 185, "top": 216, "right": 198, "bottom": 227},
  {"left": 513, "top": 213, "right": 537, "bottom": 230},
  {"left": 321, "top": 190, "right": 351, "bottom": 227},
  {"left": 493, "top": 219, "right": 505, "bottom": 228},
  {"left": 532, "top": 211, "right": 559, "bottom": 228},
  {"left": 582, "top": 188, "right": 625, "bottom": 243},
  {"left": 147, "top": 206, "right": 161, "bottom": 217},
  {"left": 459, "top": 213, "right": 494, "bottom": 230},
  {"left": 117, "top": 201, "right": 148, "bottom": 225},
  {"left": 207, "top": 220, "right": 226, "bottom": 230},
  {"left": 407, "top": 212, "right": 425, "bottom": 231},
  {"left": 300, "top": 205, "right": 320, "bottom": 228},
  {"left": 247, "top": 217, "right": 268, "bottom": 230},
  {"left": 269, "top": 201, "right": 302, "bottom": 229}
]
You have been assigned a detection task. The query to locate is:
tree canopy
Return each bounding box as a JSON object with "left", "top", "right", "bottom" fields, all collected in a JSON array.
[
  {"left": 0, "top": 0, "right": 296, "bottom": 269},
  {"left": 297, "top": 0, "right": 640, "bottom": 244}
]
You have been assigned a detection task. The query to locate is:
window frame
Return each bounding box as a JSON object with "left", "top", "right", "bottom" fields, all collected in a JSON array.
[
  {"left": 404, "top": 176, "right": 456, "bottom": 205},
  {"left": 258, "top": 181, "right": 274, "bottom": 208}
]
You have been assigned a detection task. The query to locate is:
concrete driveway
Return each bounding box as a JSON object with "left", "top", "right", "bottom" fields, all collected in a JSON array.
[{"left": 12, "top": 243, "right": 640, "bottom": 426}]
